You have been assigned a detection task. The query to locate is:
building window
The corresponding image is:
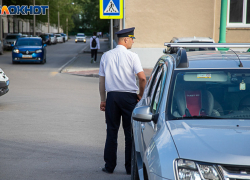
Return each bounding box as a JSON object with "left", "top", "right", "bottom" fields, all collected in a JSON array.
[{"left": 227, "top": 0, "right": 250, "bottom": 27}]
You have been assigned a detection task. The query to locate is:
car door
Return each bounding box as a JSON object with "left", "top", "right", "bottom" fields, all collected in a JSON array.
[{"left": 141, "top": 60, "right": 167, "bottom": 152}]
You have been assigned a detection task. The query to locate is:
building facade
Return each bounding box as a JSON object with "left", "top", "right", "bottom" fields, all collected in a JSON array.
[{"left": 112, "top": 0, "right": 250, "bottom": 68}]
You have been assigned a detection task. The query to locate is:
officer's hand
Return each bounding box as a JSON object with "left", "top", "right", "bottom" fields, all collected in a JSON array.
[
  {"left": 100, "top": 101, "right": 106, "bottom": 111},
  {"left": 137, "top": 94, "right": 142, "bottom": 102}
]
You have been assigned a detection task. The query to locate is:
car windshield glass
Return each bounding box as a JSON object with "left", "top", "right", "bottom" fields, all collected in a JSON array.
[
  {"left": 6, "top": 35, "right": 20, "bottom": 39},
  {"left": 55, "top": 35, "right": 61, "bottom": 37},
  {"left": 168, "top": 69, "right": 250, "bottom": 120},
  {"left": 49, "top": 35, "right": 54, "bottom": 37},
  {"left": 16, "top": 39, "right": 42, "bottom": 46},
  {"left": 77, "top": 35, "right": 85, "bottom": 37}
]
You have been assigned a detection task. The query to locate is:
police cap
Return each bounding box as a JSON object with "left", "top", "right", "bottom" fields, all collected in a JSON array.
[{"left": 115, "top": 27, "right": 135, "bottom": 39}]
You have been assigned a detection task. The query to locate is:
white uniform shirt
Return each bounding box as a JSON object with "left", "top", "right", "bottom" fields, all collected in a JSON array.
[
  {"left": 90, "top": 36, "right": 100, "bottom": 49},
  {"left": 99, "top": 45, "right": 143, "bottom": 93}
]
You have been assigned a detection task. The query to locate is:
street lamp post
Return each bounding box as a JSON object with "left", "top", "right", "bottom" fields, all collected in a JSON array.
[
  {"left": 58, "top": 1, "right": 60, "bottom": 33},
  {"left": 33, "top": 0, "right": 36, "bottom": 36},
  {"left": 66, "top": 18, "right": 68, "bottom": 37},
  {"left": 48, "top": 1, "right": 50, "bottom": 33},
  {"left": 0, "top": 0, "right": 2, "bottom": 41}
]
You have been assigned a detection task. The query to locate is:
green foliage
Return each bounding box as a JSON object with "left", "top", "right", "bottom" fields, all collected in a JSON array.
[{"left": 70, "top": 0, "right": 109, "bottom": 34}]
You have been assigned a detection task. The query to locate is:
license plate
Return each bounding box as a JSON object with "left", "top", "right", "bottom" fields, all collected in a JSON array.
[{"left": 22, "top": 55, "right": 32, "bottom": 58}]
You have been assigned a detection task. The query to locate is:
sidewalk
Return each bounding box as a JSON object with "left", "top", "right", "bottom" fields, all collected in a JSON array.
[{"left": 61, "top": 38, "right": 153, "bottom": 78}]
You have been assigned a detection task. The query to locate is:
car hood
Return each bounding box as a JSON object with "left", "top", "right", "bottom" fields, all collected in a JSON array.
[
  {"left": 17, "top": 46, "right": 42, "bottom": 50},
  {"left": 168, "top": 119, "right": 250, "bottom": 165},
  {"left": 76, "top": 36, "right": 85, "bottom": 38}
]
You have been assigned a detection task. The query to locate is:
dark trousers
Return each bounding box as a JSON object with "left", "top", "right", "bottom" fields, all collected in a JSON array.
[
  {"left": 91, "top": 49, "right": 98, "bottom": 61},
  {"left": 104, "top": 91, "right": 137, "bottom": 173}
]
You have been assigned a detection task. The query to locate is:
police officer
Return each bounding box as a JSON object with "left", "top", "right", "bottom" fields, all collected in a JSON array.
[{"left": 99, "top": 27, "right": 146, "bottom": 174}]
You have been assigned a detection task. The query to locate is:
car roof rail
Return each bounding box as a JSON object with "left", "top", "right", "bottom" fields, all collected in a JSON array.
[{"left": 164, "top": 43, "right": 250, "bottom": 48}]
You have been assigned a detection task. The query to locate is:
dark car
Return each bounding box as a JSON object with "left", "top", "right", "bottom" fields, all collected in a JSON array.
[
  {"left": 3, "top": 33, "right": 22, "bottom": 50},
  {"left": 12, "top": 37, "right": 47, "bottom": 64},
  {"left": 39, "top": 34, "right": 51, "bottom": 45}
]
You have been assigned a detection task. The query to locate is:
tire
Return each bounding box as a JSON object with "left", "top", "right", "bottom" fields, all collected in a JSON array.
[
  {"left": 12, "top": 59, "right": 17, "bottom": 64},
  {"left": 41, "top": 55, "right": 46, "bottom": 64},
  {"left": 131, "top": 138, "right": 139, "bottom": 180}
]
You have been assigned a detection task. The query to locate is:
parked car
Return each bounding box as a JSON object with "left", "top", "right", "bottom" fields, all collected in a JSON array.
[
  {"left": 75, "top": 33, "right": 86, "bottom": 43},
  {"left": 55, "top": 34, "right": 64, "bottom": 43},
  {"left": 45, "top": 33, "right": 57, "bottom": 44},
  {"left": 0, "top": 68, "right": 9, "bottom": 97},
  {"left": 39, "top": 34, "right": 51, "bottom": 45},
  {"left": 3, "top": 33, "right": 22, "bottom": 50},
  {"left": 131, "top": 43, "right": 250, "bottom": 180},
  {"left": 61, "top": 33, "right": 68, "bottom": 42},
  {"left": 0, "top": 39, "right": 3, "bottom": 55},
  {"left": 12, "top": 37, "right": 47, "bottom": 64},
  {"left": 167, "top": 36, "right": 217, "bottom": 53}
]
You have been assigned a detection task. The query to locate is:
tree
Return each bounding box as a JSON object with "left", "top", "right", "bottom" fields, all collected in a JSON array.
[{"left": 70, "top": 0, "right": 109, "bottom": 35}]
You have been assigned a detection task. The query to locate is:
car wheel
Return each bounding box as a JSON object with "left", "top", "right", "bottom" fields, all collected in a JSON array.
[{"left": 131, "top": 138, "right": 139, "bottom": 180}]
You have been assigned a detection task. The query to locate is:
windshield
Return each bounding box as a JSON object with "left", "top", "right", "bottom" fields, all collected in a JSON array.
[
  {"left": 55, "top": 35, "right": 61, "bottom": 37},
  {"left": 6, "top": 35, "right": 21, "bottom": 39},
  {"left": 168, "top": 69, "right": 250, "bottom": 120},
  {"left": 76, "top": 35, "right": 85, "bottom": 37},
  {"left": 16, "top": 39, "right": 42, "bottom": 46}
]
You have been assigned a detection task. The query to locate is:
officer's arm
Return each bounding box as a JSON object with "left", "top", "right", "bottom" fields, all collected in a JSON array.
[
  {"left": 99, "top": 76, "right": 106, "bottom": 111},
  {"left": 137, "top": 71, "right": 146, "bottom": 100}
]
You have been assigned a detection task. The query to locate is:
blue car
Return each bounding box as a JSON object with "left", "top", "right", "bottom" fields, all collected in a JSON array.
[{"left": 12, "top": 37, "right": 47, "bottom": 64}]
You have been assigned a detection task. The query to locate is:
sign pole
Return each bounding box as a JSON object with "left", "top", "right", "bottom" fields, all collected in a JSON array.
[
  {"left": 123, "top": 0, "right": 125, "bottom": 29},
  {"left": 111, "top": 19, "right": 113, "bottom": 49},
  {"left": 0, "top": 0, "right": 2, "bottom": 41},
  {"left": 48, "top": 1, "right": 50, "bottom": 33}
]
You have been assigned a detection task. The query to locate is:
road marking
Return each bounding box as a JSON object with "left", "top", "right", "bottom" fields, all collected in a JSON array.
[
  {"left": 57, "top": 43, "right": 89, "bottom": 74},
  {"left": 58, "top": 56, "right": 77, "bottom": 73},
  {"left": 50, "top": 72, "right": 58, "bottom": 77}
]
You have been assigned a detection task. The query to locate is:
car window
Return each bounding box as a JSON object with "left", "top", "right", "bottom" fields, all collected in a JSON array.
[
  {"left": 147, "top": 62, "right": 164, "bottom": 98},
  {"left": 149, "top": 67, "right": 163, "bottom": 109},
  {"left": 16, "top": 40, "right": 42, "bottom": 46},
  {"left": 168, "top": 69, "right": 250, "bottom": 120},
  {"left": 6, "top": 35, "right": 20, "bottom": 39},
  {"left": 150, "top": 64, "right": 168, "bottom": 114}
]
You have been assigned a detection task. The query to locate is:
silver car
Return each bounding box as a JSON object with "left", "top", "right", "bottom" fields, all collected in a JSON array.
[
  {"left": 131, "top": 43, "right": 250, "bottom": 180},
  {"left": 75, "top": 33, "right": 86, "bottom": 43},
  {"left": 3, "top": 33, "right": 22, "bottom": 50}
]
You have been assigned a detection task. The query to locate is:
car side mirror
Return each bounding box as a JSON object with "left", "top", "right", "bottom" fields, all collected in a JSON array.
[
  {"left": 43, "top": 44, "right": 47, "bottom": 47},
  {"left": 132, "top": 106, "right": 152, "bottom": 122},
  {"left": 11, "top": 44, "right": 14, "bottom": 47}
]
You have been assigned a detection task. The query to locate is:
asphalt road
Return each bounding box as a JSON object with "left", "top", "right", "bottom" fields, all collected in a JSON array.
[{"left": 0, "top": 38, "right": 130, "bottom": 180}]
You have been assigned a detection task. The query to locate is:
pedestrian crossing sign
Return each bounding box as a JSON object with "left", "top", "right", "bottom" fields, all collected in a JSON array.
[{"left": 100, "top": 0, "right": 123, "bottom": 19}]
